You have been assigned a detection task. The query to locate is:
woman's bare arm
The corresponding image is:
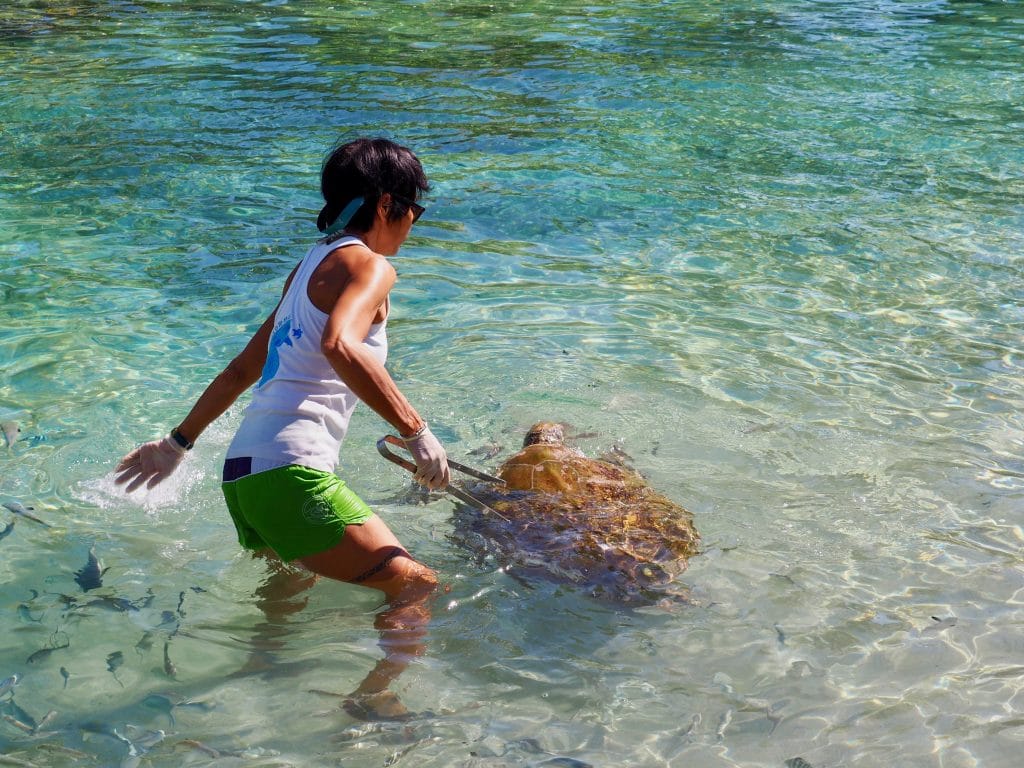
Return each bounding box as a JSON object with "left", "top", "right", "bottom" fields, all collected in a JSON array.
[
  {"left": 115, "top": 266, "right": 297, "bottom": 489},
  {"left": 319, "top": 250, "right": 425, "bottom": 438},
  {"left": 174, "top": 265, "right": 299, "bottom": 444}
]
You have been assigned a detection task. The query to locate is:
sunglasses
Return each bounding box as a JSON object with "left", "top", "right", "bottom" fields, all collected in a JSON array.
[{"left": 391, "top": 194, "right": 426, "bottom": 223}]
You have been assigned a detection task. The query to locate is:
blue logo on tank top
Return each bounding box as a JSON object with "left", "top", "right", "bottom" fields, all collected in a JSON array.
[{"left": 258, "top": 318, "right": 295, "bottom": 387}]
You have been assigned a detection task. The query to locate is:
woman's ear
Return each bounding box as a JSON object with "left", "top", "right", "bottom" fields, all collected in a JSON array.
[{"left": 376, "top": 193, "right": 392, "bottom": 220}]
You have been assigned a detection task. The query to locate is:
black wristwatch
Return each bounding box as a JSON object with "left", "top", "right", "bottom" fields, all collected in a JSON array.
[{"left": 170, "top": 427, "right": 194, "bottom": 451}]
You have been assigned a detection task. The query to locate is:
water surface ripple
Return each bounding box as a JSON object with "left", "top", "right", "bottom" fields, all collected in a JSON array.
[{"left": 1, "top": 1, "right": 1022, "bottom": 766}]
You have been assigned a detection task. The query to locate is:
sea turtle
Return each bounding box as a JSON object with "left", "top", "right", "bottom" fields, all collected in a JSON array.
[{"left": 454, "top": 422, "right": 699, "bottom": 603}]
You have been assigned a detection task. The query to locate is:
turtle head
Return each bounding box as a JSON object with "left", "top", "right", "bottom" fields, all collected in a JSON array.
[{"left": 523, "top": 422, "right": 565, "bottom": 447}]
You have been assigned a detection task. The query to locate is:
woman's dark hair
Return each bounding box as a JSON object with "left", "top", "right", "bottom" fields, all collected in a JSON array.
[{"left": 317, "top": 137, "right": 429, "bottom": 233}]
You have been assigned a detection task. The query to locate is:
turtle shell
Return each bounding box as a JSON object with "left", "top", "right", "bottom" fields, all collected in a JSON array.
[{"left": 454, "top": 423, "right": 699, "bottom": 603}]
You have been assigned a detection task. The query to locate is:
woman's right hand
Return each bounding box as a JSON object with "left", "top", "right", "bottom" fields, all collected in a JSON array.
[
  {"left": 402, "top": 425, "right": 450, "bottom": 490},
  {"left": 115, "top": 436, "right": 188, "bottom": 492}
]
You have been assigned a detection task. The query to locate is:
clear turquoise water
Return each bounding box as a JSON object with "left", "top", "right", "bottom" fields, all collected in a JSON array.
[{"left": 1, "top": 1, "right": 1023, "bottom": 765}]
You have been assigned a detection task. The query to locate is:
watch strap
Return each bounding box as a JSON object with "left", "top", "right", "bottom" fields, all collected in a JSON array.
[{"left": 170, "top": 427, "right": 193, "bottom": 451}]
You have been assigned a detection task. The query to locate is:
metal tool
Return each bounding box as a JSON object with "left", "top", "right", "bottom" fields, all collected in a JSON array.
[{"left": 376, "top": 435, "right": 509, "bottom": 520}]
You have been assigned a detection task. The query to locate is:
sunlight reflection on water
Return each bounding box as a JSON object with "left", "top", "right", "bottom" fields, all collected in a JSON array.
[{"left": 1, "top": 1, "right": 1023, "bottom": 765}]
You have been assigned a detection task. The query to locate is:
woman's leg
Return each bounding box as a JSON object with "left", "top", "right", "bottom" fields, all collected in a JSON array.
[
  {"left": 299, "top": 514, "right": 437, "bottom": 599},
  {"left": 299, "top": 514, "right": 438, "bottom": 717},
  {"left": 228, "top": 467, "right": 437, "bottom": 715},
  {"left": 233, "top": 551, "right": 319, "bottom": 676}
]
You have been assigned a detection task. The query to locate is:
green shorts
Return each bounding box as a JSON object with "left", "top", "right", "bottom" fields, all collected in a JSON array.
[{"left": 221, "top": 462, "right": 374, "bottom": 562}]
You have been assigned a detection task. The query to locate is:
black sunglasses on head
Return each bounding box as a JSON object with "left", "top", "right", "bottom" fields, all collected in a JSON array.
[{"left": 391, "top": 194, "right": 425, "bottom": 223}]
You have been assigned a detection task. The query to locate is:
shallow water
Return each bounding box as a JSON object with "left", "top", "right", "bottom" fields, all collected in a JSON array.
[{"left": 1, "top": 0, "right": 1023, "bottom": 765}]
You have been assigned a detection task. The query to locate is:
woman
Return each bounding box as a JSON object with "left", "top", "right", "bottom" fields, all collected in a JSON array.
[{"left": 115, "top": 137, "right": 449, "bottom": 715}]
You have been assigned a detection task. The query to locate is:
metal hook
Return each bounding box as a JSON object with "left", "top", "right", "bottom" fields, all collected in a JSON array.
[{"left": 376, "top": 435, "right": 509, "bottom": 521}]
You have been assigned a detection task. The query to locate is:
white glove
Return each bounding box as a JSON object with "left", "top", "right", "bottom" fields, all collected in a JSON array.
[
  {"left": 115, "top": 436, "right": 187, "bottom": 492},
  {"left": 402, "top": 424, "right": 450, "bottom": 490}
]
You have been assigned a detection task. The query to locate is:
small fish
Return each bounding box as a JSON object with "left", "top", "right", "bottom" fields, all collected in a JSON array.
[
  {"left": 80, "top": 720, "right": 121, "bottom": 739},
  {"left": 81, "top": 721, "right": 138, "bottom": 753},
  {"left": 34, "top": 709, "right": 57, "bottom": 732},
  {"left": 27, "top": 631, "right": 70, "bottom": 664},
  {"left": 923, "top": 615, "right": 958, "bottom": 633},
  {"left": 600, "top": 444, "right": 635, "bottom": 467},
  {"left": 163, "top": 641, "right": 177, "bottom": 679},
  {"left": 0, "top": 674, "right": 18, "bottom": 697},
  {"left": 159, "top": 694, "right": 212, "bottom": 715},
  {"left": 60, "top": 666, "right": 70, "bottom": 689},
  {"left": 74, "top": 546, "right": 107, "bottom": 591},
  {"left": 716, "top": 708, "right": 733, "bottom": 741},
  {"left": 142, "top": 692, "right": 175, "bottom": 711},
  {"left": 1, "top": 501, "right": 51, "bottom": 528},
  {"left": 81, "top": 596, "right": 137, "bottom": 613},
  {"left": 124, "top": 725, "right": 165, "bottom": 749},
  {"left": 683, "top": 712, "right": 701, "bottom": 738},
  {"left": 17, "top": 603, "right": 43, "bottom": 623},
  {"left": 176, "top": 590, "right": 187, "bottom": 617},
  {"left": 27, "top": 644, "right": 67, "bottom": 664},
  {"left": 468, "top": 442, "right": 503, "bottom": 460},
  {"left": 510, "top": 738, "right": 545, "bottom": 754},
  {"left": 106, "top": 651, "right": 125, "bottom": 687},
  {"left": 1, "top": 421, "right": 20, "bottom": 448},
  {"left": 37, "top": 744, "right": 90, "bottom": 759},
  {"left": 80, "top": 720, "right": 119, "bottom": 738},
  {"left": 180, "top": 739, "right": 220, "bottom": 758},
  {"left": 0, "top": 520, "right": 14, "bottom": 541},
  {"left": 177, "top": 739, "right": 266, "bottom": 760},
  {"left": 26, "top": 648, "right": 57, "bottom": 664},
  {"left": 774, "top": 623, "right": 787, "bottom": 647},
  {"left": 0, "top": 749, "right": 42, "bottom": 767},
  {"left": 157, "top": 611, "right": 180, "bottom": 639},
  {"left": 785, "top": 759, "right": 815, "bottom": 768},
  {"left": 2, "top": 713, "right": 35, "bottom": 734},
  {"left": 135, "top": 631, "right": 155, "bottom": 656},
  {"left": 141, "top": 693, "right": 176, "bottom": 727},
  {"left": 3, "top": 698, "right": 38, "bottom": 731}
]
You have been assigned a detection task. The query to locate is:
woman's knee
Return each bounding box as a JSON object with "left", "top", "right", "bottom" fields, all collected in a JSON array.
[
  {"left": 406, "top": 561, "right": 439, "bottom": 594},
  {"left": 296, "top": 515, "right": 437, "bottom": 601},
  {"left": 381, "top": 557, "right": 438, "bottom": 603}
]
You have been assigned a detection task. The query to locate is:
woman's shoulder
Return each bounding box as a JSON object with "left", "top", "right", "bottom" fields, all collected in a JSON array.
[{"left": 328, "top": 242, "right": 396, "bottom": 283}]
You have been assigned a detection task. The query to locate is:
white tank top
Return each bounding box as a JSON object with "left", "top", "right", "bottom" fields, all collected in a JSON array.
[{"left": 226, "top": 235, "right": 388, "bottom": 473}]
